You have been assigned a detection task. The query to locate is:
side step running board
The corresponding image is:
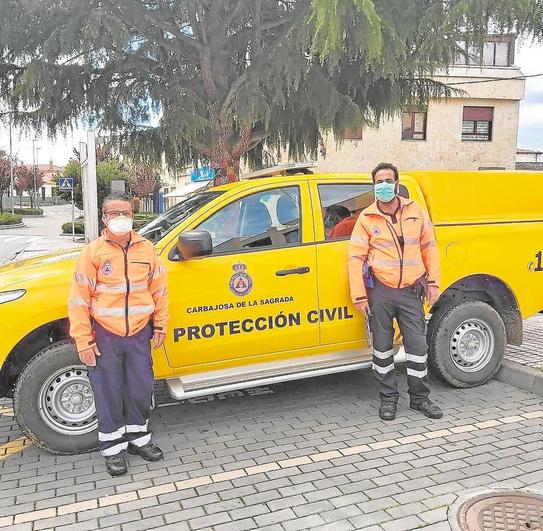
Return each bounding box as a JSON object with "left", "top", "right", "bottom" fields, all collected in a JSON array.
[{"left": 166, "top": 360, "right": 372, "bottom": 400}]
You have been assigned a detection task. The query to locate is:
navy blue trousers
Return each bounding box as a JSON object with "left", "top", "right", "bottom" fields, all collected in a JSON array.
[{"left": 89, "top": 322, "right": 154, "bottom": 456}]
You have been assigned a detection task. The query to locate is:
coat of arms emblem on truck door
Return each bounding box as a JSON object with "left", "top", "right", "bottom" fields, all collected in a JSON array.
[{"left": 229, "top": 263, "right": 253, "bottom": 297}]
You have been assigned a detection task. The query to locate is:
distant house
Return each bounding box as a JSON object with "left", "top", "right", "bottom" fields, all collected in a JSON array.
[
  {"left": 516, "top": 148, "right": 543, "bottom": 171},
  {"left": 22, "top": 159, "right": 66, "bottom": 200},
  {"left": 287, "top": 35, "right": 525, "bottom": 172}
]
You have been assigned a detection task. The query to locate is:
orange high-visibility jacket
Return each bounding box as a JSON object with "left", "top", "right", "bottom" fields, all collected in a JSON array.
[
  {"left": 348, "top": 196, "right": 440, "bottom": 304},
  {"left": 68, "top": 230, "right": 168, "bottom": 353}
]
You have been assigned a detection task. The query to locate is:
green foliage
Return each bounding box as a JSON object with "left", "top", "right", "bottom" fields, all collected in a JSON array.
[
  {"left": 61, "top": 220, "right": 85, "bottom": 234},
  {"left": 0, "top": 0, "right": 541, "bottom": 173},
  {"left": 14, "top": 208, "right": 43, "bottom": 215},
  {"left": 0, "top": 213, "right": 22, "bottom": 225},
  {"left": 56, "top": 158, "right": 130, "bottom": 211},
  {"left": 62, "top": 212, "right": 157, "bottom": 234}
]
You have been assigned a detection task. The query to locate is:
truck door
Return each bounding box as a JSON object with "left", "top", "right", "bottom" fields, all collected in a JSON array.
[
  {"left": 310, "top": 181, "right": 375, "bottom": 350},
  {"left": 163, "top": 182, "right": 320, "bottom": 369}
]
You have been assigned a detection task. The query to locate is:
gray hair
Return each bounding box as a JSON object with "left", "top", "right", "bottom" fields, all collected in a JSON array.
[{"left": 101, "top": 193, "right": 134, "bottom": 212}]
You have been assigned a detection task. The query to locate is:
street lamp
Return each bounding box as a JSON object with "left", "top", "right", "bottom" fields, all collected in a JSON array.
[
  {"left": 35, "top": 144, "right": 41, "bottom": 209},
  {"left": 8, "top": 113, "right": 14, "bottom": 216},
  {"left": 31, "top": 139, "right": 42, "bottom": 210}
]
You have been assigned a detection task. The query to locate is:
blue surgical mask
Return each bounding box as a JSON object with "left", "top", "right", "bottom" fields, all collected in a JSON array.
[{"left": 374, "top": 181, "right": 397, "bottom": 203}]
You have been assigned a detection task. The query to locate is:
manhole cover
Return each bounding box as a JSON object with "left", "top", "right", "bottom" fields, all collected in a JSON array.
[{"left": 458, "top": 491, "right": 543, "bottom": 531}]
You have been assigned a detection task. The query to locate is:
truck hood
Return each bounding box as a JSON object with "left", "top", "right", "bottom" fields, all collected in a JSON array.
[{"left": 0, "top": 249, "right": 81, "bottom": 291}]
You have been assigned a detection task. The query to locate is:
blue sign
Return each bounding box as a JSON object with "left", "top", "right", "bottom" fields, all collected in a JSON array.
[
  {"left": 191, "top": 167, "right": 215, "bottom": 182},
  {"left": 58, "top": 177, "right": 74, "bottom": 191}
]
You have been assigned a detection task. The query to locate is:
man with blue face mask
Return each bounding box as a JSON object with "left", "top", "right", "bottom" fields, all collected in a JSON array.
[{"left": 348, "top": 163, "right": 442, "bottom": 421}]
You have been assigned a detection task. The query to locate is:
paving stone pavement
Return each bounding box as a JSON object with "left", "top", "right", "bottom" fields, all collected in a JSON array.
[
  {"left": 2, "top": 364, "right": 543, "bottom": 530},
  {"left": 505, "top": 314, "right": 543, "bottom": 368}
]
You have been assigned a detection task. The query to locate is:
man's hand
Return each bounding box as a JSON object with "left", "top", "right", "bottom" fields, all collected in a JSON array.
[
  {"left": 354, "top": 300, "right": 371, "bottom": 315},
  {"left": 426, "top": 285, "right": 440, "bottom": 308},
  {"left": 79, "top": 346, "right": 101, "bottom": 367},
  {"left": 153, "top": 331, "right": 166, "bottom": 349}
]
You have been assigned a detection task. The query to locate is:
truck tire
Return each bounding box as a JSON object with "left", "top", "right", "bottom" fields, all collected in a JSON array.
[
  {"left": 427, "top": 301, "right": 506, "bottom": 388},
  {"left": 14, "top": 340, "right": 98, "bottom": 454}
]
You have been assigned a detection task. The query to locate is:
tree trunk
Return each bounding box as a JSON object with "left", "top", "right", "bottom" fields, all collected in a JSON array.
[{"left": 212, "top": 157, "right": 240, "bottom": 186}]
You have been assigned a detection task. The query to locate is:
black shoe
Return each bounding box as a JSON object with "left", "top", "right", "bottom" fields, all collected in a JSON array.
[
  {"left": 105, "top": 454, "right": 128, "bottom": 477},
  {"left": 379, "top": 400, "right": 397, "bottom": 421},
  {"left": 410, "top": 399, "right": 443, "bottom": 419},
  {"left": 127, "top": 441, "right": 164, "bottom": 462}
]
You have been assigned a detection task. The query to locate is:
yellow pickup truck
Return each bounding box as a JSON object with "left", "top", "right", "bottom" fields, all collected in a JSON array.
[{"left": 0, "top": 168, "right": 541, "bottom": 454}]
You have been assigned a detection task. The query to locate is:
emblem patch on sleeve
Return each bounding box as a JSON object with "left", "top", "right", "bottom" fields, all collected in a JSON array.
[{"left": 229, "top": 263, "right": 253, "bottom": 296}]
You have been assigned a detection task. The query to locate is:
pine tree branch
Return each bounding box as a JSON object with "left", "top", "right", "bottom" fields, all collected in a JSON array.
[
  {"left": 221, "top": 71, "right": 248, "bottom": 116},
  {"left": 246, "top": 131, "right": 271, "bottom": 152}
]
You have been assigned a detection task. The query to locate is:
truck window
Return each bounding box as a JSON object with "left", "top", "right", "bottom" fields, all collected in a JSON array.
[
  {"left": 139, "top": 191, "right": 223, "bottom": 243},
  {"left": 318, "top": 184, "right": 374, "bottom": 240},
  {"left": 197, "top": 187, "right": 301, "bottom": 254}
]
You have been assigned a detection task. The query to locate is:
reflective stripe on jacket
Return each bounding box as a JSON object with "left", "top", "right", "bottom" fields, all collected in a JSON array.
[
  {"left": 348, "top": 196, "right": 440, "bottom": 304},
  {"left": 68, "top": 230, "right": 168, "bottom": 352}
]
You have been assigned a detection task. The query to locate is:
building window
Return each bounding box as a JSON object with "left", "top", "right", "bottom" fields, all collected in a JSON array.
[
  {"left": 342, "top": 127, "right": 363, "bottom": 140},
  {"left": 401, "top": 110, "right": 427, "bottom": 140},
  {"left": 454, "top": 35, "right": 514, "bottom": 67},
  {"left": 462, "top": 106, "right": 493, "bottom": 141}
]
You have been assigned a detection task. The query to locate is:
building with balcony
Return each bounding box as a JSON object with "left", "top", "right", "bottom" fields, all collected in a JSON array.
[{"left": 307, "top": 35, "right": 525, "bottom": 172}]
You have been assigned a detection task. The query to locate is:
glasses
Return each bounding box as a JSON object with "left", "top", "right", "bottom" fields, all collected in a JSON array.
[{"left": 104, "top": 210, "right": 133, "bottom": 219}]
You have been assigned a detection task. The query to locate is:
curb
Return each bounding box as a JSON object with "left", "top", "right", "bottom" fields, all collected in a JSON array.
[
  {"left": 59, "top": 233, "right": 85, "bottom": 238},
  {"left": 0, "top": 223, "right": 26, "bottom": 230},
  {"left": 20, "top": 214, "right": 44, "bottom": 218},
  {"left": 496, "top": 359, "right": 543, "bottom": 396}
]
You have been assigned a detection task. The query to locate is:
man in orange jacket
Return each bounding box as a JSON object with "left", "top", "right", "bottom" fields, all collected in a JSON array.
[
  {"left": 68, "top": 193, "right": 168, "bottom": 476},
  {"left": 348, "top": 163, "right": 442, "bottom": 421}
]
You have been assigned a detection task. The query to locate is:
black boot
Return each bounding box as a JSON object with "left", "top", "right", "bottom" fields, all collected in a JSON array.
[
  {"left": 379, "top": 400, "right": 397, "bottom": 421},
  {"left": 410, "top": 399, "right": 443, "bottom": 419},
  {"left": 127, "top": 441, "right": 164, "bottom": 462},
  {"left": 105, "top": 454, "right": 128, "bottom": 477}
]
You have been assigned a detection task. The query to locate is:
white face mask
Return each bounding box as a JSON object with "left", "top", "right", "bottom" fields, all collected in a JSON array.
[{"left": 107, "top": 216, "right": 133, "bottom": 235}]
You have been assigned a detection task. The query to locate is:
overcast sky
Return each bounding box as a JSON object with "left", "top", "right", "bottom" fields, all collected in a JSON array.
[{"left": 0, "top": 40, "right": 542, "bottom": 166}]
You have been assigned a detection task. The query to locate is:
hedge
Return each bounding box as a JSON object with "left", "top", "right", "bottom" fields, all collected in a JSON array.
[
  {"left": 14, "top": 208, "right": 43, "bottom": 215},
  {"left": 0, "top": 213, "right": 23, "bottom": 225},
  {"left": 62, "top": 220, "right": 85, "bottom": 234}
]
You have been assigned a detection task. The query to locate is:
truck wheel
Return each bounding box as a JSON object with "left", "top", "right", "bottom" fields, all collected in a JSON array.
[
  {"left": 428, "top": 301, "right": 506, "bottom": 388},
  {"left": 14, "top": 340, "right": 98, "bottom": 454}
]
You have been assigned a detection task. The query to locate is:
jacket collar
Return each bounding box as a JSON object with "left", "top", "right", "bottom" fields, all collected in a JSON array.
[
  {"left": 363, "top": 195, "right": 414, "bottom": 217},
  {"left": 101, "top": 229, "right": 146, "bottom": 246}
]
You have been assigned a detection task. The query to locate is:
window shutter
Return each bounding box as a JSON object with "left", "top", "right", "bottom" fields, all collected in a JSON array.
[{"left": 463, "top": 107, "right": 493, "bottom": 121}]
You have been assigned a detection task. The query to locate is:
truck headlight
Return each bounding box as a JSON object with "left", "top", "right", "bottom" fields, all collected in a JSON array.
[{"left": 0, "top": 289, "right": 26, "bottom": 304}]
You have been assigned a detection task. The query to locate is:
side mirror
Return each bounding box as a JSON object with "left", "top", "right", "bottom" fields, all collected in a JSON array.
[{"left": 178, "top": 230, "right": 213, "bottom": 259}]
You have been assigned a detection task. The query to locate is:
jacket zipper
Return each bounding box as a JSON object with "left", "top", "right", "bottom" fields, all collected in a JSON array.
[
  {"left": 123, "top": 245, "right": 130, "bottom": 337},
  {"left": 106, "top": 238, "right": 136, "bottom": 337},
  {"left": 381, "top": 206, "right": 405, "bottom": 289}
]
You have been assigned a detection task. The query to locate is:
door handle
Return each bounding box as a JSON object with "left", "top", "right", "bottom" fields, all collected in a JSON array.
[{"left": 275, "top": 266, "right": 310, "bottom": 276}]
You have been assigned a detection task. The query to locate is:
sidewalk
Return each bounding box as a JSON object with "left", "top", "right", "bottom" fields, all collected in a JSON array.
[
  {"left": 0, "top": 204, "right": 84, "bottom": 265},
  {"left": 0, "top": 319, "right": 542, "bottom": 530},
  {"left": 505, "top": 314, "right": 543, "bottom": 368}
]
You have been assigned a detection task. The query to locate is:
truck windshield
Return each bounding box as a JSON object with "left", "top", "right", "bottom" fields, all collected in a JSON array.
[{"left": 139, "top": 191, "right": 223, "bottom": 243}]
